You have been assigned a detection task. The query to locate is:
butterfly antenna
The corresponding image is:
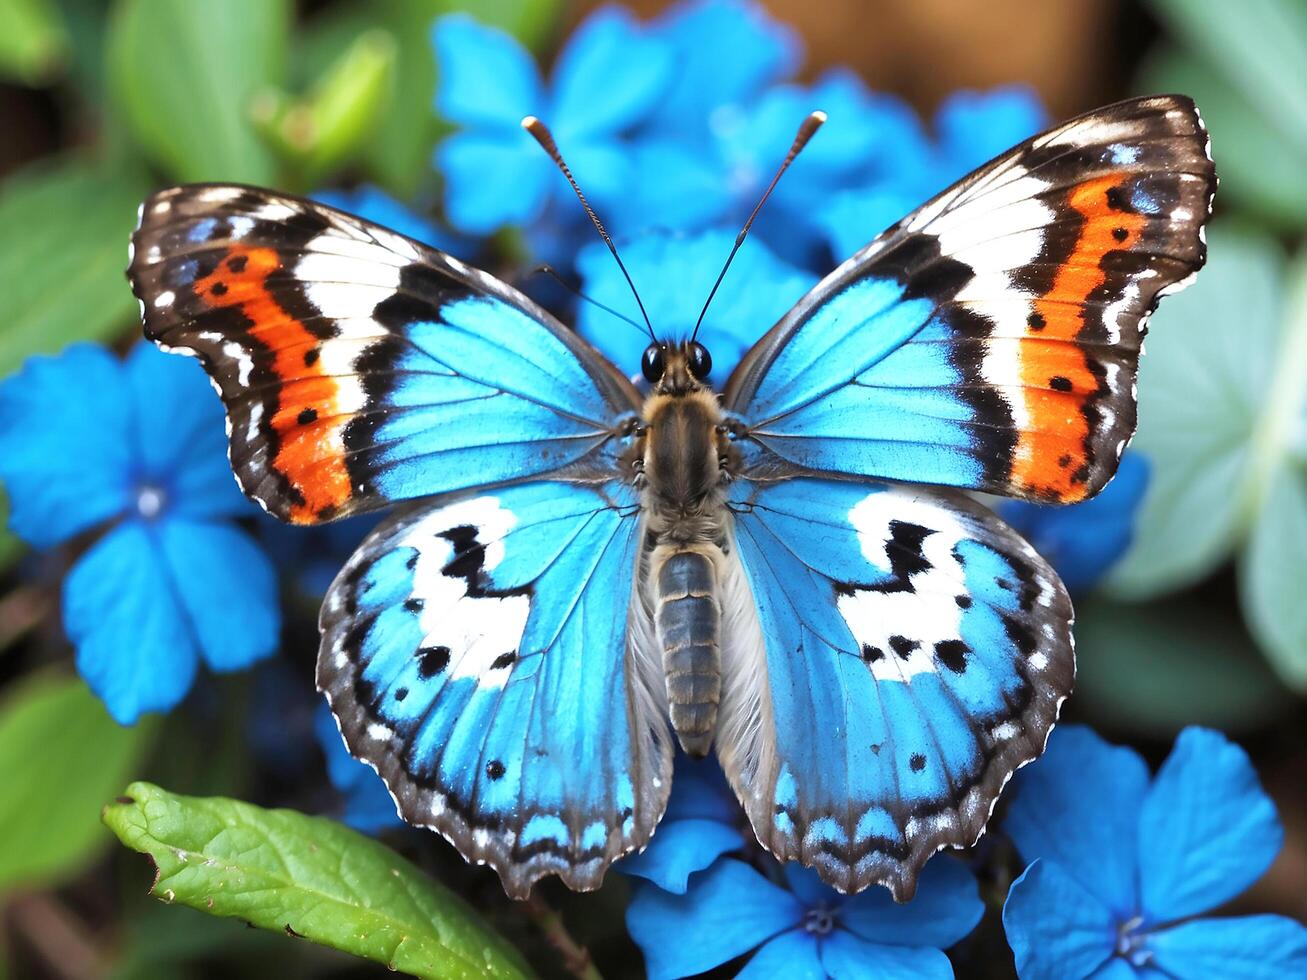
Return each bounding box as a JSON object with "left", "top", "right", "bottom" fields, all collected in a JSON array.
[
  {"left": 522, "top": 115, "right": 655, "bottom": 341},
  {"left": 531, "top": 263, "right": 649, "bottom": 336},
  {"left": 691, "top": 110, "right": 826, "bottom": 343}
]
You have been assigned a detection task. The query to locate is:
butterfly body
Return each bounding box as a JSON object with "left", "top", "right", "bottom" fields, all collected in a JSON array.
[
  {"left": 636, "top": 343, "right": 738, "bottom": 756},
  {"left": 129, "top": 95, "right": 1215, "bottom": 901}
]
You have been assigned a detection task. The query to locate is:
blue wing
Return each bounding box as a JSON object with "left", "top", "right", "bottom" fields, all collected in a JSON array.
[
  {"left": 723, "top": 96, "right": 1214, "bottom": 504},
  {"left": 717, "top": 477, "right": 1073, "bottom": 900},
  {"left": 130, "top": 184, "right": 642, "bottom": 523},
  {"left": 318, "top": 480, "right": 671, "bottom": 896}
]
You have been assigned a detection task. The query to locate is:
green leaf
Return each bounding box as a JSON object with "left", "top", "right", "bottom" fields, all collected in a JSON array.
[
  {"left": 1242, "top": 460, "right": 1307, "bottom": 690},
  {"left": 0, "top": 0, "right": 68, "bottom": 84},
  {"left": 0, "top": 156, "right": 149, "bottom": 380},
  {"left": 0, "top": 492, "right": 19, "bottom": 572},
  {"left": 1072, "top": 596, "right": 1295, "bottom": 735},
  {"left": 106, "top": 0, "right": 289, "bottom": 183},
  {"left": 1138, "top": 47, "right": 1307, "bottom": 224},
  {"left": 305, "top": 0, "right": 561, "bottom": 199},
  {"left": 1107, "top": 228, "right": 1285, "bottom": 597},
  {"left": 1239, "top": 257, "right": 1307, "bottom": 690},
  {"left": 1149, "top": 0, "right": 1307, "bottom": 160},
  {"left": 0, "top": 674, "right": 155, "bottom": 892},
  {"left": 253, "top": 30, "right": 396, "bottom": 191},
  {"left": 103, "top": 783, "right": 532, "bottom": 980}
]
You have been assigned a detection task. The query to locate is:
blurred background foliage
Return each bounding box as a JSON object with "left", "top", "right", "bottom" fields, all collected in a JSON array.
[{"left": 0, "top": 0, "right": 1304, "bottom": 977}]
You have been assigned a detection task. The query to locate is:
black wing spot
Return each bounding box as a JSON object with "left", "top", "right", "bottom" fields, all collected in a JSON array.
[
  {"left": 297, "top": 407, "right": 317, "bottom": 425},
  {"left": 910, "top": 753, "right": 927, "bottom": 772},
  {"left": 1049, "top": 375, "right": 1073, "bottom": 392},
  {"left": 861, "top": 643, "right": 884, "bottom": 663},
  {"left": 403, "top": 597, "right": 424, "bottom": 613},
  {"left": 1026, "top": 311, "right": 1046, "bottom": 331},
  {"left": 209, "top": 281, "right": 228, "bottom": 297},
  {"left": 1112, "top": 227, "right": 1129, "bottom": 242},
  {"left": 1106, "top": 186, "right": 1127, "bottom": 211},
  {"left": 417, "top": 645, "right": 451, "bottom": 678},
  {"left": 394, "top": 686, "right": 408, "bottom": 702},
  {"left": 934, "top": 639, "right": 969, "bottom": 673},
  {"left": 889, "top": 635, "right": 919, "bottom": 659},
  {"left": 227, "top": 254, "right": 248, "bottom": 273},
  {"left": 490, "top": 651, "right": 516, "bottom": 670},
  {"left": 954, "top": 594, "right": 972, "bottom": 609},
  {"left": 1003, "top": 615, "right": 1038, "bottom": 658},
  {"left": 485, "top": 760, "right": 506, "bottom": 780},
  {"left": 1057, "top": 454, "right": 1073, "bottom": 468},
  {"left": 303, "top": 348, "right": 320, "bottom": 367}
]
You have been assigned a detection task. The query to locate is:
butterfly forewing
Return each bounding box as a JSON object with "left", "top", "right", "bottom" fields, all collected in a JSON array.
[
  {"left": 725, "top": 94, "right": 1216, "bottom": 504},
  {"left": 129, "top": 184, "right": 641, "bottom": 524}
]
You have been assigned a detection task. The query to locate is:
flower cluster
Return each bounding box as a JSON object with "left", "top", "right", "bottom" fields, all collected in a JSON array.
[
  {"left": 433, "top": 0, "right": 1046, "bottom": 271},
  {"left": 622, "top": 758, "right": 984, "bottom": 978},
  {"left": 1001, "top": 726, "right": 1307, "bottom": 978},
  {"left": 0, "top": 344, "right": 278, "bottom": 723}
]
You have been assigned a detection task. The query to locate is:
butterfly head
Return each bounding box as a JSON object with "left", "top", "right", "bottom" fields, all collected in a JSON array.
[{"left": 642, "top": 340, "right": 713, "bottom": 393}]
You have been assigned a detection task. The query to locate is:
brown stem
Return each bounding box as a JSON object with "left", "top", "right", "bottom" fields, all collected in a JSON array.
[
  {"left": 6, "top": 893, "right": 103, "bottom": 980},
  {"left": 522, "top": 894, "right": 603, "bottom": 980}
]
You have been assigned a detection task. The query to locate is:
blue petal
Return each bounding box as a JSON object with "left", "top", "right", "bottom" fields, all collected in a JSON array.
[
  {"left": 1005, "top": 725, "right": 1149, "bottom": 918},
  {"left": 156, "top": 518, "right": 279, "bottom": 672},
  {"left": 1137, "top": 728, "right": 1283, "bottom": 921},
  {"left": 739, "top": 930, "right": 823, "bottom": 979},
  {"left": 999, "top": 452, "right": 1149, "bottom": 594},
  {"left": 932, "top": 86, "right": 1048, "bottom": 185},
  {"left": 650, "top": 0, "right": 800, "bottom": 135},
  {"left": 125, "top": 344, "right": 249, "bottom": 521},
  {"left": 313, "top": 186, "right": 470, "bottom": 257},
  {"left": 615, "top": 136, "right": 729, "bottom": 233},
  {"left": 436, "top": 132, "right": 549, "bottom": 234},
  {"left": 621, "top": 818, "right": 745, "bottom": 893},
  {"left": 784, "top": 864, "right": 837, "bottom": 909},
  {"left": 64, "top": 520, "right": 198, "bottom": 724},
  {"left": 821, "top": 931, "right": 955, "bottom": 980},
  {"left": 1148, "top": 914, "right": 1307, "bottom": 979},
  {"left": 626, "top": 859, "right": 802, "bottom": 979},
  {"left": 551, "top": 6, "right": 672, "bottom": 137},
  {"left": 552, "top": 136, "right": 633, "bottom": 211},
  {"left": 1003, "top": 860, "right": 1117, "bottom": 980},
  {"left": 431, "top": 14, "right": 541, "bottom": 128},
  {"left": 313, "top": 704, "right": 403, "bottom": 833},
  {"left": 575, "top": 229, "right": 814, "bottom": 384},
  {"left": 665, "top": 755, "right": 740, "bottom": 823},
  {"left": 0, "top": 344, "right": 132, "bottom": 548},
  {"left": 837, "top": 855, "right": 983, "bottom": 949},
  {"left": 817, "top": 185, "right": 926, "bottom": 261}
]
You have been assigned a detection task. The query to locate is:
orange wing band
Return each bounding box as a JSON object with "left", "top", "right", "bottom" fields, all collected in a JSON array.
[
  {"left": 194, "top": 246, "right": 352, "bottom": 523},
  {"left": 1012, "top": 176, "right": 1146, "bottom": 502}
]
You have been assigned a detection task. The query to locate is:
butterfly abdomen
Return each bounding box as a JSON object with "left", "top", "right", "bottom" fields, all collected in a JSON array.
[{"left": 653, "top": 548, "right": 721, "bottom": 757}]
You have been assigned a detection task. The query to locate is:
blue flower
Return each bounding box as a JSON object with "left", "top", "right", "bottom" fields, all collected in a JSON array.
[
  {"left": 314, "top": 185, "right": 471, "bottom": 256},
  {"left": 645, "top": 0, "right": 800, "bottom": 140},
  {"left": 619, "top": 756, "right": 746, "bottom": 893},
  {"left": 0, "top": 343, "right": 279, "bottom": 724},
  {"left": 628, "top": 854, "right": 983, "bottom": 979},
  {"left": 575, "top": 229, "right": 815, "bottom": 387},
  {"left": 998, "top": 451, "right": 1149, "bottom": 594},
  {"left": 817, "top": 85, "right": 1046, "bottom": 259},
  {"left": 432, "top": 8, "right": 673, "bottom": 235},
  {"left": 314, "top": 704, "right": 404, "bottom": 834},
  {"left": 1002, "top": 725, "right": 1307, "bottom": 979}
]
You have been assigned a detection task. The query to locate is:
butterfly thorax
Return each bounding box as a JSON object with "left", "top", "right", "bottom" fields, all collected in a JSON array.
[{"left": 634, "top": 345, "right": 738, "bottom": 756}]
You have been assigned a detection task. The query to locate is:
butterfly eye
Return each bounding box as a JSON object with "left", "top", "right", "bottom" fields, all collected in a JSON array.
[
  {"left": 641, "top": 344, "right": 665, "bottom": 383},
  {"left": 687, "top": 342, "right": 712, "bottom": 381}
]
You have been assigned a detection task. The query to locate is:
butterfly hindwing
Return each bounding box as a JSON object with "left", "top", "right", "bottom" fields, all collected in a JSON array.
[
  {"left": 718, "top": 478, "right": 1073, "bottom": 900},
  {"left": 725, "top": 94, "right": 1215, "bottom": 503},
  {"left": 129, "top": 185, "right": 641, "bottom": 524},
  {"left": 318, "top": 480, "right": 671, "bottom": 896}
]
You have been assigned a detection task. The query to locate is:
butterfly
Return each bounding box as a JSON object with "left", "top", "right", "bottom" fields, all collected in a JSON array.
[{"left": 129, "top": 94, "right": 1214, "bottom": 901}]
